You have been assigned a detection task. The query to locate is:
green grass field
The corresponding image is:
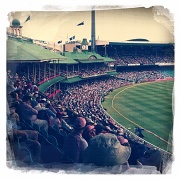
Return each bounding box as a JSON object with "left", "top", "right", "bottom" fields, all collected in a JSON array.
[{"left": 102, "top": 80, "right": 174, "bottom": 153}]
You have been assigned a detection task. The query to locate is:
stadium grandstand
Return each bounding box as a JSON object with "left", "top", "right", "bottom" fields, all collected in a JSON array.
[{"left": 6, "top": 11, "right": 174, "bottom": 174}]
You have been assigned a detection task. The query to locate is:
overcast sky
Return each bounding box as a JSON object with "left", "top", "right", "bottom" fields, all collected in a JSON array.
[{"left": 8, "top": 6, "right": 174, "bottom": 44}]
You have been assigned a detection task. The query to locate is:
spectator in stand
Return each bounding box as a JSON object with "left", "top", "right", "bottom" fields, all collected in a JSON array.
[
  {"left": 7, "top": 105, "right": 41, "bottom": 163},
  {"left": 82, "top": 125, "right": 96, "bottom": 143},
  {"left": 31, "top": 91, "right": 39, "bottom": 101},
  {"left": 46, "top": 100, "right": 57, "bottom": 115},
  {"left": 83, "top": 133, "right": 131, "bottom": 168},
  {"left": 117, "top": 135, "right": 130, "bottom": 146},
  {"left": 49, "top": 113, "right": 62, "bottom": 129},
  {"left": 31, "top": 98, "right": 56, "bottom": 118},
  {"left": 16, "top": 94, "right": 48, "bottom": 131},
  {"left": 31, "top": 83, "right": 39, "bottom": 93},
  {"left": 9, "top": 91, "right": 22, "bottom": 106},
  {"left": 93, "top": 123, "right": 111, "bottom": 135},
  {"left": 50, "top": 111, "right": 73, "bottom": 134},
  {"left": 63, "top": 117, "right": 88, "bottom": 163},
  {"left": 15, "top": 89, "right": 24, "bottom": 100},
  {"left": 139, "top": 149, "right": 163, "bottom": 173}
]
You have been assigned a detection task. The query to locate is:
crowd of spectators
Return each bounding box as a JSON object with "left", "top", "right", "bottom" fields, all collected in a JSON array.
[
  {"left": 60, "top": 70, "right": 173, "bottom": 123},
  {"left": 112, "top": 54, "right": 174, "bottom": 66},
  {"left": 96, "top": 44, "right": 174, "bottom": 66},
  {"left": 59, "top": 66, "right": 110, "bottom": 78},
  {"left": 7, "top": 63, "right": 174, "bottom": 173},
  {"left": 6, "top": 37, "right": 175, "bottom": 173},
  {"left": 7, "top": 48, "right": 174, "bottom": 89},
  {"left": 116, "top": 70, "right": 174, "bottom": 83},
  {"left": 7, "top": 75, "right": 74, "bottom": 166},
  {"left": 7, "top": 63, "right": 112, "bottom": 87}
]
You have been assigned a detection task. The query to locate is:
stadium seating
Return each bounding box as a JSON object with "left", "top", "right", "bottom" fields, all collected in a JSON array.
[{"left": 6, "top": 41, "right": 174, "bottom": 172}]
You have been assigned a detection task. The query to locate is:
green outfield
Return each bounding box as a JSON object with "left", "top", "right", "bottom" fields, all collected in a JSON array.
[{"left": 102, "top": 80, "right": 174, "bottom": 153}]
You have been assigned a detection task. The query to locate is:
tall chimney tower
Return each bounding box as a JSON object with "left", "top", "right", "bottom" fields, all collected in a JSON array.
[{"left": 91, "top": 7, "right": 96, "bottom": 52}]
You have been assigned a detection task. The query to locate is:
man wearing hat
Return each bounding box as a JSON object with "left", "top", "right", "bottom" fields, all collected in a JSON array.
[
  {"left": 63, "top": 117, "right": 88, "bottom": 163},
  {"left": 83, "top": 133, "right": 131, "bottom": 167}
]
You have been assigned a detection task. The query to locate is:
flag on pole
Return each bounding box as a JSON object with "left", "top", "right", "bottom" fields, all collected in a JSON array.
[
  {"left": 24, "top": 16, "right": 30, "bottom": 23},
  {"left": 69, "top": 35, "right": 75, "bottom": 41},
  {"left": 77, "top": 21, "right": 84, "bottom": 26}
]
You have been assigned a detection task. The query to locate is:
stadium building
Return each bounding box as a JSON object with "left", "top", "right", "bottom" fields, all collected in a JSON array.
[{"left": 6, "top": 13, "right": 174, "bottom": 173}]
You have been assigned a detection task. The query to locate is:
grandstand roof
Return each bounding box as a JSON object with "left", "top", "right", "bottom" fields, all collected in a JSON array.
[
  {"left": 7, "top": 37, "right": 66, "bottom": 62},
  {"left": 106, "top": 71, "right": 118, "bottom": 75},
  {"left": 65, "top": 51, "right": 102, "bottom": 59},
  {"left": 126, "top": 38, "right": 149, "bottom": 42},
  {"left": 103, "top": 56, "right": 116, "bottom": 62},
  {"left": 7, "top": 37, "right": 115, "bottom": 64},
  {"left": 109, "top": 41, "right": 174, "bottom": 46},
  {"left": 50, "top": 56, "right": 79, "bottom": 64},
  {"left": 80, "top": 73, "right": 108, "bottom": 79},
  {"left": 77, "top": 60, "right": 105, "bottom": 64},
  {"left": 64, "top": 51, "right": 115, "bottom": 63},
  {"left": 38, "top": 76, "right": 65, "bottom": 92},
  {"left": 60, "top": 76, "right": 83, "bottom": 83}
]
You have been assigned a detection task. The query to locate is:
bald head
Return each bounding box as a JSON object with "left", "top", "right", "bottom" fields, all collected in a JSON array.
[{"left": 73, "top": 117, "right": 86, "bottom": 130}]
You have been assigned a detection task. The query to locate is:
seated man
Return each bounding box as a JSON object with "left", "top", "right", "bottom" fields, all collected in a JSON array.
[
  {"left": 12, "top": 129, "right": 42, "bottom": 163},
  {"left": 83, "top": 133, "right": 131, "bottom": 167},
  {"left": 139, "top": 149, "right": 163, "bottom": 173},
  {"left": 7, "top": 106, "right": 41, "bottom": 163},
  {"left": 63, "top": 117, "right": 88, "bottom": 163},
  {"left": 31, "top": 98, "right": 56, "bottom": 119},
  {"left": 16, "top": 94, "right": 48, "bottom": 131},
  {"left": 51, "top": 112, "right": 73, "bottom": 133},
  {"left": 82, "top": 125, "right": 96, "bottom": 143}
]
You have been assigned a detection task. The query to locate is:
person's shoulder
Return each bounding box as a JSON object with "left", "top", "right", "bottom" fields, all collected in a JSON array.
[
  {"left": 71, "top": 133, "right": 87, "bottom": 142},
  {"left": 14, "top": 112, "right": 19, "bottom": 116},
  {"left": 81, "top": 136, "right": 88, "bottom": 142},
  {"left": 64, "top": 132, "right": 75, "bottom": 140}
]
